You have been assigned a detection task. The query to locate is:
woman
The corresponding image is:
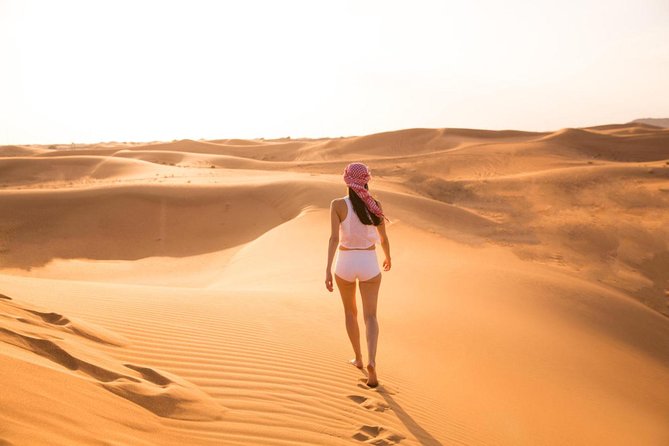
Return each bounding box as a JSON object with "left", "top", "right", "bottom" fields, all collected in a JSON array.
[{"left": 325, "top": 162, "right": 391, "bottom": 388}]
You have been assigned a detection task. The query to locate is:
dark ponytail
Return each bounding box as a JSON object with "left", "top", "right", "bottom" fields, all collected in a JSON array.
[{"left": 348, "top": 185, "right": 382, "bottom": 226}]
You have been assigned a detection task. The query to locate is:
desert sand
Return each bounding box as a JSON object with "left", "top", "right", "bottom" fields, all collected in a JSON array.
[{"left": 1, "top": 122, "right": 668, "bottom": 445}]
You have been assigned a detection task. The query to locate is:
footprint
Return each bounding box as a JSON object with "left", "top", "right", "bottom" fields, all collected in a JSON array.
[
  {"left": 357, "top": 381, "right": 399, "bottom": 395},
  {"left": 352, "top": 424, "right": 405, "bottom": 445},
  {"left": 347, "top": 394, "right": 390, "bottom": 412}
]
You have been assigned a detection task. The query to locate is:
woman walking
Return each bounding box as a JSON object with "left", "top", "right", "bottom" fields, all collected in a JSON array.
[{"left": 325, "top": 162, "right": 391, "bottom": 388}]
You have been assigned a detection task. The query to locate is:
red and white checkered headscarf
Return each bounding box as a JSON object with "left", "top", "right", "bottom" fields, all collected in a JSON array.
[{"left": 343, "top": 163, "right": 387, "bottom": 221}]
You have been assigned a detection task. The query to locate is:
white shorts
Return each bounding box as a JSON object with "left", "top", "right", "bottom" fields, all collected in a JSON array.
[{"left": 334, "top": 249, "right": 381, "bottom": 282}]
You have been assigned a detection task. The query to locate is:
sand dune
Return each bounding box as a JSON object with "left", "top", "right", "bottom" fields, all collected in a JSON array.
[
  {"left": 633, "top": 118, "right": 669, "bottom": 128},
  {"left": 1, "top": 122, "right": 668, "bottom": 445},
  {"left": 125, "top": 139, "right": 317, "bottom": 162},
  {"left": 537, "top": 127, "right": 669, "bottom": 161},
  {"left": 0, "top": 145, "right": 50, "bottom": 157},
  {"left": 0, "top": 155, "right": 158, "bottom": 188},
  {"left": 0, "top": 179, "right": 326, "bottom": 268},
  {"left": 0, "top": 293, "right": 224, "bottom": 445},
  {"left": 0, "top": 294, "right": 224, "bottom": 421}
]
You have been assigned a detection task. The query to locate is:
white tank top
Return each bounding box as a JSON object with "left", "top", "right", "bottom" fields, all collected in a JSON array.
[{"left": 339, "top": 196, "right": 381, "bottom": 249}]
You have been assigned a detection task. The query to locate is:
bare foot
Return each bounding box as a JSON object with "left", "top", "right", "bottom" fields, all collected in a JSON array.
[
  {"left": 349, "top": 358, "right": 363, "bottom": 369},
  {"left": 366, "top": 363, "right": 378, "bottom": 388}
]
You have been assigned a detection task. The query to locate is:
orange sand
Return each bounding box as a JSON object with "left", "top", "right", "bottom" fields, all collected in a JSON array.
[{"left": 1, "top": 122, "right": 668, "bottom": 445}]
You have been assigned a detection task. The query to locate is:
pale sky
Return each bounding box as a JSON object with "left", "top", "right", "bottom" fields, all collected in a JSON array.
[{"left": 1, "top": 0, "right": 668, "bottom": 145}]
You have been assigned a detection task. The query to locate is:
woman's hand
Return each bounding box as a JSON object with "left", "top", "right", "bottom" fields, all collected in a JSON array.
[
  {"left": 325, "top": 270, "right": 334, "bottom": 292},
  {"left": 382, "top": 257, "right": 391, "bottom": 271}
]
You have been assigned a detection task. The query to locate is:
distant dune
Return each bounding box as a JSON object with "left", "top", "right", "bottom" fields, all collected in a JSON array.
[
  {"left": 633, "top": 117, "right": 669, "bottom": 128},
  {"left": 1, "top": 122, "right": 668, "bottom": 445}
]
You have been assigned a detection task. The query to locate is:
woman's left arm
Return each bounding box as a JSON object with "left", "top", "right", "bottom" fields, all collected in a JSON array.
[
  {"left": 376, "top": 219, "right": 391, "bottom": 272},
  {"left": 325, "top": 200, "right": 340, "bottom": 292}
]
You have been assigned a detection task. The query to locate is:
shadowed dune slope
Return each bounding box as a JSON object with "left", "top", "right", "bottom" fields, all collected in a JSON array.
[
  {"left": 0, "top": 175, "right": 498, "bottom": 270},
  {"left": 0, "top": 180, "right": 326, "bottom": 268}
]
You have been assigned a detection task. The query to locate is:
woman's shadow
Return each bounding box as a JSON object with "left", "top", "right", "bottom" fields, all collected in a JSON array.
[{"left": 356, "top": 376, "right": 444, "bottom": 446}]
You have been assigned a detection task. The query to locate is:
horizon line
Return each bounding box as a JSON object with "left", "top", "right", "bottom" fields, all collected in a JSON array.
[{"left": 3, "top": 118, "right": 665, "bottom": 147}]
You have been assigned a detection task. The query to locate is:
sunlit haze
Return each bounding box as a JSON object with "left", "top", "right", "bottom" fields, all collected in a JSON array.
[{"left": 1, "top": 0, "right": 668, "bottom": 144}]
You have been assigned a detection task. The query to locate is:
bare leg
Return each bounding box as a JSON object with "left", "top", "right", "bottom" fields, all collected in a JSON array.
[
  {"left": 335, "top": 274, "right": 363, "bottom": 368},
  {"left": 359, "top": 272, "right": 381, "bottom": 387}
]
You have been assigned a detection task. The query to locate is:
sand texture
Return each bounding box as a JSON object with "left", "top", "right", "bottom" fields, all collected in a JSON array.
[{"left": 1, "top": 122, "right": 668, "bottom": 445}]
